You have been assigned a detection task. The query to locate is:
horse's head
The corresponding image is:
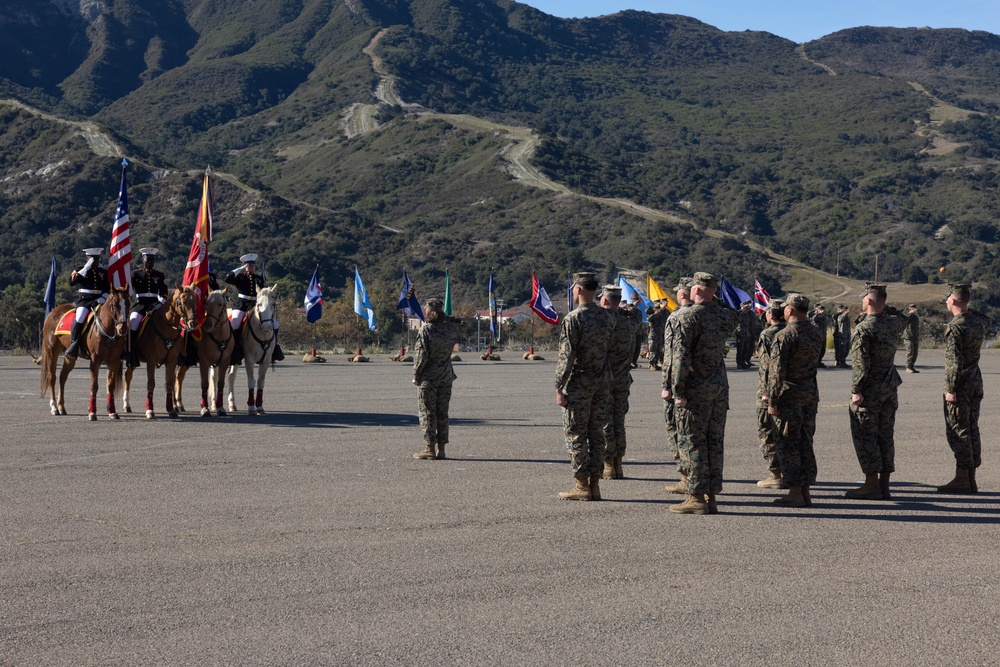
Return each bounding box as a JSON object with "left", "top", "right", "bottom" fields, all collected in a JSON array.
[
  {"left": 171, "top": 284, "right": 199, "bottom": 332},
  {"left": 109, "top": 287, "right": 130, "bottom": 337},
  {"left": 204, "top": 290, "right": 226, "bottom": 327},
  {"left": 255, "top": 285, "right": 278, "bottom": 327}
]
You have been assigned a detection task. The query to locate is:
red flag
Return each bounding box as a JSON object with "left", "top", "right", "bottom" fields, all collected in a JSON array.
[
  {"left": 182, "top": 172, "right": 214, "bottom": 331},
  {"left": 107, "top": 160, "right": 133, "bottom": 291},
  {"left": 753, "top": 279, "right": 771, "bottom": 314}
]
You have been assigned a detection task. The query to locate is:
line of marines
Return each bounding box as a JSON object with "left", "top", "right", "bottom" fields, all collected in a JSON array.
[
  {"left": 553, "top": 270, "right": 987, "bottom": 513},
  {"left": 64, "top": 247, "right": 284, "bottom": 365}
]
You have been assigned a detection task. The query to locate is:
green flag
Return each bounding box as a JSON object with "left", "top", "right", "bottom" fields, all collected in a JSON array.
[{"left": 443, "top": 269, "right": 452, "bottom": 316}]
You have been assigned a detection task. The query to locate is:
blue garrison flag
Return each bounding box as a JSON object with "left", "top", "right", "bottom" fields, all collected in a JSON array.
[
  {"left": 354, "top": 267, "right": 376, "bottom": 330},
  {"left": 304, "top": 266, "right": 322, "bottom": 323},
  {"left": 719, "top": 276, "right": 752, "bottom": 309},
  {"left": 44, "top": 256, "right": 57, "bottom": 318},
  {"left": 618, "top": 276, "right": 653, "bottom": 323},
  {"left": 397, "top": 270, "right": 424, "bottom": 321}
]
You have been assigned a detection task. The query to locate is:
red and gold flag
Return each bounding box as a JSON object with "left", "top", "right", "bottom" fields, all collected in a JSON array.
[{"left": 182, "top": 172, "right": 214, "bottom": 333}]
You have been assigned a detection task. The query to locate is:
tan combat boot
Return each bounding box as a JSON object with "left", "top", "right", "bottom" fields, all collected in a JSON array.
[
  {"left": 757, "top": 470, "right": 784, "bottom": 489},
  {"left": 558, "top": 476, "right": 592, "bottom": 501},
  {"left": 436, "top": 444, "right": 446, "bottom": 460},
  {"left": 845, "top": 472, "right": 883, "bottom": 499},
  {"left": 603, "top": 459, "right": 616, "bottom": 480},
  {"left": 878, "top": 471, "right": 891, "bottom": 499},
  {"left": 590, "top": 473, "right": 602, "bottom": 501},
  {"left": 613, "top": 455, "right": 624, "bottom": 479},
  {"left": 773, "top": 486, "right": 807, "bottom": 507},
  {"left": 668, "top": 494, "right": 709, "bottom": 515},
  {"left": 937, "top": 467, "right": 972, "bottom": 493},
  {"left": 706, "top": 493, "right": 718, "bottom": 514},
  {"left": 664, "top": 472, "right": 688, "bottom": 494},
  {"left": 413, "top": 444, "right": 435, "bottom": 460}
]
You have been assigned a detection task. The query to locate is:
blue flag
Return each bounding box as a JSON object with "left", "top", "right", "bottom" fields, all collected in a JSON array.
[
  {"left": 618, "top": 276, "right": 654, "bottom": 323},
  {"left": 488, "top": 273, "right": 498, "bottom": 338},
  {"left": 530, "top": 273, "right": 560, "bottom": 325},
  {"left": 354, "top": 267, "right": 376, "bottom": 330},
  {"left": 397, "top": 270, "right": 425, "bottom": 321},
  {"left": 719, "top": 276, "right": 751, "bottom": 310},
  {"left": 44, "top": 256, "right": 57, "bottom": 318},
  {"left": 304, "top": 266, "right": 322, "bottom": 323},
  {"left": 566, "top": 272, "right": 572, "bottom": 314}
]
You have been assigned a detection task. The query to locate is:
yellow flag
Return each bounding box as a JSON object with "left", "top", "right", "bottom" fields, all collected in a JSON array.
[{"left": 647, "top": 275, "right": 679, "bottom": 311}]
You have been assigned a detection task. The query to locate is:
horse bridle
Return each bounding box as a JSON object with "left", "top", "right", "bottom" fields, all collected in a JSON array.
[
  {"left": 246, "top": 296, "right": 275, "bottom": 359},
  {"left": 202, "top": 305, "right": 232, "bottom": 351},
  {"left": 149, "top": 292, "right": 193, "bottom": 351},
  {"left": 94, "top": 292, "right": 128, "bottom": 345}
]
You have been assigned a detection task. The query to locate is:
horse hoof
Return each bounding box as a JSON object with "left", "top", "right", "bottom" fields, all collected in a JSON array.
[
  {"left": 110, "top": 413, "right": 120, "bottom": 420},
  {"left": 200, "top": 408, "right": 211, "bottom": 417},
  {"left": 51, "top": 408, "right": 59, "bottom": 416},
  {"left": 217, "top": 409, "right": 227, "bottom": 417},
  {"left": 59, "top": 408, "right": 68, "bottom": 416},
  {"left": 88, "top": 414, "right": 97, "bottom": 422},
  {"left": 256, "top": 408, "right": 265, "bottom": 415},
  {"left": 177, "top": 406, "right": 186, "bottom": 413},
  {"left": 168, "top": 411, "right": 179, "bottom": 419},
  {"left": 145, "top": 411, "right": 155, "bottom": 420},
  {"left": 125, "top": 406, "right": 132, "bottom": 413}
]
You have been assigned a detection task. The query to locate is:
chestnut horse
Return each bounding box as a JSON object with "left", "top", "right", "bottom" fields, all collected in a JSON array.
[
  {"left": 175, "top": 291, "right": 234, "bottom": 417},
  {"left": 123, "top": 285, "right": 198, "bottom": 419},
  {"left": 226, "top": 285, "right": 277, "bottom": 415},
  {"left": 39, "top": 288, "right": 130, "bottom": 420}
]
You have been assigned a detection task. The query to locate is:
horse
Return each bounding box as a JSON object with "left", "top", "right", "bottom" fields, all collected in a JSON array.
[
  {"left": 175, "top": 291, "right": 234, "bottom": 417},
  {"left": 226, "top": 285, "right": 278, "bottom": 416},
  {"left": 39, "top": 287, "right": 130, "bottom": 420},
  {"left": 123, "top": 285, "right": 198, "bottom": 419}
]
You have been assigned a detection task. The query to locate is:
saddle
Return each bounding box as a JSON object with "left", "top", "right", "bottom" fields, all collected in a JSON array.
[{"left": 55, "top": 308, "right": 95, "bottom": 336}]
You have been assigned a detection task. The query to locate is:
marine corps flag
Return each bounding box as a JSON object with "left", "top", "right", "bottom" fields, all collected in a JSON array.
[
  {"left": 182, "top": 171, "right": 214, "bottom": 330},
  {"left": 647, "top": 275, "right": 678, "bottom": 311},
  {"left": 529, "top": 273, "right": 560, "bottom": 325}
]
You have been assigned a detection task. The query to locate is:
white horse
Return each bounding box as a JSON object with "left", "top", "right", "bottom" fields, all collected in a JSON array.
[{"left": 227, "top": 285, "right": 278, "bottom": 415}]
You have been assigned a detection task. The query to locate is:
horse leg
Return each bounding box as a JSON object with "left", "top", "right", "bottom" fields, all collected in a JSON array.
[
  {"left": 227, "top": 364, "right": 237, "bottom": 413},
  {"left": 255, "top": 364, "right": 268, "bottom": 415},
  {"left": 199, "top": 362, "right": 211, "bottom": 417},
  {"left": 213, "top": 366, "right": 227, "bottom": 417},
  {"left": 88, "top": 361, "right": 99, "bottom": 421},
  {"left": 106, "top": 363, "right": 120, "bottom": 420},
  {"left": 58, "top": 356, "right": 74, "bottom": 415},
  {"left": 175, "top": 365, "right": 187, "bottom": 413},
  {"left": 47, "top": 350, "right": 59, "bottom": 416},
  {"left": 123, "top": 365, "right": 134, "bottom": 413},
  {"left": 245, "top": 359, "right": 256, "bottom": 416},
  {"left": 165, "top": 360, "right": 179, "bottom": 419},
  {"left": 145, "top": 363, "right": 156, "bottom": 419}
]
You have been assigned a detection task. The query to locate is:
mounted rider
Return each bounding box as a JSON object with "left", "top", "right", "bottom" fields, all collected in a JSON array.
[
  {"left": 126, "top": 247, "right": 170, "bottom": 368},
  {"left": 225, "top": 253, "right": 284, "bottom": 364},
  {"left": 66, "top": 247, "right": 110, "bottom": 359}
]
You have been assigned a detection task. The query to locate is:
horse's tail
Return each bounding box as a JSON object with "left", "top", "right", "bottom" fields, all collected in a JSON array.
[{"left": 39, "top": 329, "right": 52, "bottom": 398}]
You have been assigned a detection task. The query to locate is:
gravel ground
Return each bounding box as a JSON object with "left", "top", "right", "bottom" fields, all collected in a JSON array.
[{"left": 2, "top": 350, "right": 998, "bottom": 666}]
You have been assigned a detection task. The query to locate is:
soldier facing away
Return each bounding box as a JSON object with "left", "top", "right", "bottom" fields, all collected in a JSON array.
[
  {"left": 937, "top": 284, "right": 988, "bottom": 494},
  {"left": 662, "top": 277, "right": 693, "bottom": 494},
  {"left": 903, "top": 304, "right": 920, "bottom": 373},
  {"left": 754, "top": 298, "right": 786, "bottom": 489},
  {"left": 808, "top": 304, "right": 829, "bottom": 368},
  {"left": 833, "top": 304, "right": 851, "bottom": 368},
  {"left": 412, "top": 298, "right": 462, "bottom": 461},
  {"left": 555, "top": 272, "right": 614, "bottom": 501},
  {"left": 735, "top": 300, "right": 756, "bottom": 369},
  {"left": 600, "top": 285, "right": 639, "bottom": 480},
  {"left": 647, "top": 301, "right": 670, "bottom": 370}
]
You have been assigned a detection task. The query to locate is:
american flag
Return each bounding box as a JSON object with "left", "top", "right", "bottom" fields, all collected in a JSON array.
[
  {"left": 753, "top": 279, "right": 771, "bottom": 314},
  {"left": 107, "top": 159, "right": 133, "bottom": 291}
]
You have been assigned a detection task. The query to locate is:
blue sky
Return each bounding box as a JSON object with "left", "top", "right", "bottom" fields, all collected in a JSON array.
[{"left": 522, "top": 1, "right": 1000, "bottom": 43}]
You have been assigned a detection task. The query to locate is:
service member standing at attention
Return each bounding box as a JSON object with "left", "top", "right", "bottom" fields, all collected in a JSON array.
[
  {"left": 833, "top": 304, "right": 851, "bottom": 368},
  {"left": 555, "top": 272, "right": 614, "bottom": 501},
  {"left": 225, "top": 253, "right": 284, "bottom": 364},
  {"left": 766, "top": 294, "right": 824, "bottom": 507},
  {"left": 937, "top": 284, "right": 988, "bottom": 494},
  {"left": 846, "top": 284, "right": 907, "bottom": 500},
  {"left": 126, "top": 248, "right": 169, "bottom": 368},
  {"left": 809, "top": 303, "right": 829, "bottom": 368},
  {"left": 663, "top": 272, "right": 738, "bottom": 514},
  {"left": 65, "top": 247, "right": 110, "bottom": 359},
  {"left": 647, "top": 301, "right": 670, "bottom": 370},
  {"left": 754, "top": 299, "right": 786, "bottom": 489},
  {"left": 735, "top": 300, "right": 756, "bottom": 369},
  {"left": 412, "top": 298, "right": 462, "bottom": 461},
  {"left": 600, "top": 285, "right": 637, "bottom": 480},
  {"left": 662, "top": 277, "right": 693, "bottom": 494},
  {"left": 903, "top": 304, "right": 920, "bottom": 373}
]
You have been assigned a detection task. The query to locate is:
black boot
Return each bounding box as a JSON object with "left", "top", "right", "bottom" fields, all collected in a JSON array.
[
  {"left": 272, "top": 330, "right": 285, "bottom": 362},
  {"left": 65, "top": 321, "right": 84, "bottom": 359},
  {"left": 127, "top": 329, "right": 140, "bottom": 368},
  {"left": 231, "top": 331, "right": 244, "bottom": 366}
]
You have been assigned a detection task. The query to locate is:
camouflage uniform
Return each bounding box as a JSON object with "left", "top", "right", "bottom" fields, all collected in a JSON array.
[
  {"left": 669, "top": 298, "right": 738, "bottom": 495},
  {"left": 413, "top": 318, "right": 461, "bottom": 450},
  {"left": 903, "top": 309, "right": 920, "bottom": 371},
  {"left": 647, "top": 306, "right": 670, "bottom": 368},
  {"left": 604, "top": 308, "right": 639, "bottom": 462},
  {"left": 767, "top": 320, "right": 824, "bottom": 488},
  {"left": 809, "top": 307, "right": 829, "bottom": 366},
  {"left": 849, "top": 307, "right": 906, "bottom": 474},
  {"left": 736, "top": 306, "right": 757, "bottom": 369},
  {"left": 556, "top": 301, "right": 614, "bottom": 478},
  {"left": 662, "top": 302, "right": 691, "bottom": 471},
  {"left": 943, "top": 309, "right": 988, "bottom": 468},
  {"left": 756, "top": 320, "right": 786, "bottom": 472},
  {"left": 833, "top": 308, "right": 851, "bottom": 367}
]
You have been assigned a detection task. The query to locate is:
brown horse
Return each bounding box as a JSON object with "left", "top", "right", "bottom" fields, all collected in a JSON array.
[
  {"left": 175, "top": 291, "right": 234, "bottom": 417},
  {"left": 39, "top": 288, "right": 131, "bottom": 420},
  {"left": 123, "top": 285, "right": 198, "bottom": 419}
]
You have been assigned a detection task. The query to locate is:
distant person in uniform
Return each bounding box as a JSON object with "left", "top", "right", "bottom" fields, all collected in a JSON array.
[
  {"left": 600, "top": 284, "right": 638, "bottom": 480},
  {"left": 833, "top": 304, "right": 851, "bottom": 368},
  {"left": 754, "top": 298, "right": 785, "bottom": 489},
  {"left": 937, "top": 284, "right": 988, "bottom": 494},
  {"left": 735, "top": 300, "right": 756, "bottom": 369},
  {"left": 65, "top": 247, "right": 110, "bottom": 359},
  {"left": 225, "top": 253, "right": 284, "bottom": 364},
  {"left": 127, "top": 248, "right": 169, "bottom": 368},
  {"left": 647, "top": 301, "right": 670, "bottom": 370},
  {"left": 808, "top": 303, "right": 829, "bottom": 368},
  {"left": 903, "top": 304, "right": 920, "bottom": 373},
  {"left": 662, "top": 277, "right": 692, "bottom": 494},
  {"left": 412, "top": 298, "right": 462, "bottom": 461}
]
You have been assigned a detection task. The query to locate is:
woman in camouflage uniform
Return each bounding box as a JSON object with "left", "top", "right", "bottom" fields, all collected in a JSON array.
[{"left": 412, "top": 298, "right": 462, "bottom": 460}]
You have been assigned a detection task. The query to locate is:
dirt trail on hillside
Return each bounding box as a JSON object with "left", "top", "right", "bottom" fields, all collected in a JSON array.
[
  {"left": 1, "top": 99, "right": 125, "bottom": 158},
  {"left": 795, "top": 45, "right": 838, "bottom": 76}
]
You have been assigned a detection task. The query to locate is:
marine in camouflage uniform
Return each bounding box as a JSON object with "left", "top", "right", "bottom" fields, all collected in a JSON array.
[
  {"left": 808, "top": 304, "right": 829, "bottom": 368},
  {"left": 937, "top": 284, "right": 988, "bottom": 493},
  {"left": 832, "top": 304, "right": 851, "bottom": 368},
  {"left": 600, "top": 285, "right": 638, "bottom": 479},
  {"left": 666, "top": 272, "right": 738, "bottom": 514},
  {"left": 555, "top": 272, "right": 614, "bottom": 501},
  {"left": 647, "top": 303, "right": 670, "bottom": 370},
  {"left": 735, "top": 301, "right": 757, "bottom": 369},
  {"left": 766, "top": 294, "right": 824, "bottom": 507},
  {"left": 661, "top": 277, "right": 692, "bottom": 493},
  {"left": 412, "top": 299, "right": 462, "bottom": 460},
  {"left": 903, "top": 304, "right": 920, "bottom": 372},
  {"left": 846, "top": 284, "right": 907, "bottom": 500},
  {"left": 754, "top": 299, "right": 785, "bottom": 488}
]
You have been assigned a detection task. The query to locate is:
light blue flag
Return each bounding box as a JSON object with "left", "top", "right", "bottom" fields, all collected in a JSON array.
[
  {"left": 618, "top": 276, "right": 654, "bottom": 323},
  {"left": 354, "top": 267, "right": 376, "bottom": 330}
]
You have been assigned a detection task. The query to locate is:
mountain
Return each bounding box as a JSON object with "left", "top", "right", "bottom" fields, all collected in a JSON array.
[{"left": 2, "top": 0, "right": 1000, "bottom": 348}]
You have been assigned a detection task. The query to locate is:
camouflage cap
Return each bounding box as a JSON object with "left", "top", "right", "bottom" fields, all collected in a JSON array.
[
  {"left": 572, "top": 272, "right": 599, "bottom": 290},
  {"left": 740, "top": 300, "right": 752, "bottom": 308},
  {"left": 767, "top": 298, "right": 785, "bottom": 312},
  {"left": 692, "top": 272, "right": 719, "bottom": 288},
  {"left": 785, "top": 293, "right": 810, "bottom": 311},
  {"left": 602, "top": 284, "right": 622, "bottom": 299},
  {"left": 907, "top": 303, "right": 917, "bottom": 309},
  {"left": 948, "top": 283, "right": 971, "bottom": 301},
  {"left": 675, "top": 276, "right": 693, "bottom": 291},
  {"left": 861, "top": 283, "right": 887, "bottom": 298},
  {"left": 425, "top": 297, "right": 445, "bottom": 309}
]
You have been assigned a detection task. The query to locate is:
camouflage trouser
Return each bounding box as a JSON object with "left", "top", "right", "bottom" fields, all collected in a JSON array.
[
  {"left": 756, "top": 403, "right": 779, "bottom": 472},
  {"left": 833, "top": 335, "right": 849, "bottom": 365},
  {"left": 648, "top": 336, "right": 664, "bottom": 367},
  {"left": 676, "top": 391, "right": 728, "bottom": 495},
  {"left": 563, "top": 382, "right": 610, "bottom": 478},
  {"left": 418, "top": 383, "right": 452, "bottom": 446},
  {"left": 944, "top": 391, "right": 983, "bottom": 468},
  {"left": 849, "top": 390, "right": 897, "bottom": 474},
  {"left": 904, "top": 337, "right": 918, "bottom": 369},
  {"left": 664, "top": 399, "right": 683, "bottom": 473},
  {"left": 603, "top": 382, "right": 631, "bottom": 460},
  {"left": 773, "top": 400, "right": 818, "bottom": 487},
  {"left": 736, "top": 336, "right": 754, "bottom": 367}
]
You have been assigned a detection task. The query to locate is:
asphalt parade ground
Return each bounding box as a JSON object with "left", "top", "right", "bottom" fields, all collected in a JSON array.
[{"left": 2, "top": 350, "right": 999, "bottom": 666}]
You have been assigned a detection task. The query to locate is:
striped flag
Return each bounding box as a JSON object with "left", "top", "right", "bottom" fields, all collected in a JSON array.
[
  {"left": 529, "top": 273, "right": 560, "bottom": 325},
  {"left": 753, "top": 279, "right": 771, "bottom": 314},
  {"left": 183, "top": 171, "right": 214, "bottom": 330},
  {"left": 107, "top": 159, "right": 133, "bottom": 291}
]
